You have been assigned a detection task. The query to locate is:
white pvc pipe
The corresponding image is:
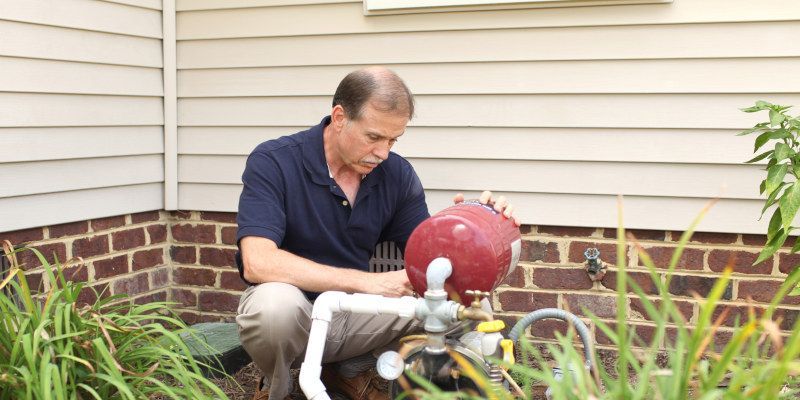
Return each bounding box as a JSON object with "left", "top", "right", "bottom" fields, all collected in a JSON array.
[
  {"left": 299, "top": 319, "right": 332, "bottom": 400},
  {"left": 426, "top": 257, "right": 452, "bottom": 293},
  {"left": 299, "top": 291, "right": 418, "bottom": 400}
]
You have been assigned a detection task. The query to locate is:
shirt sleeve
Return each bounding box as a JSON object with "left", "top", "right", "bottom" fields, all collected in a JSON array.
[
  {"left": 236, "top": 151, "right": 287, "bottom": 247},
  {"left": 380, "top": 161, "right": 430, "bottom": 252}
]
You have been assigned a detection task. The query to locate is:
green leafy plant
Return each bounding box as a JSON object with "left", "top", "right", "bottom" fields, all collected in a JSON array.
[
  {"left": 507, "top": 204, "right": 800, "bottom": 399},
  {"left": 0, "top": 241, "right": 229, "bottom": 399},
  {"left": 738, "top": 101, "right": 800, "bottom": 267},
  {"left": 412, "top": 202, "right": 800, "bottom": 399}
]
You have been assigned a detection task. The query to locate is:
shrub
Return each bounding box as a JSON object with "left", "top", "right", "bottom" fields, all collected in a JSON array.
[
  {"left": 509, "top": 204, "right": 800, "bottom": 399},
  {"left": 738, "top": 101, "right": 800, "bottom": 268},
  {"left": 0, "top": 241, "right": 228, "bottom": 399}
]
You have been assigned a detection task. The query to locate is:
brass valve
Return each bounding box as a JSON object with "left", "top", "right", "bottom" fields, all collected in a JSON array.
[
  {"left": 464, "top": 290, "right": 490, "bottom": 309},
  {"left": 459, "top": 290, "right": 494, "bottom": 322}
]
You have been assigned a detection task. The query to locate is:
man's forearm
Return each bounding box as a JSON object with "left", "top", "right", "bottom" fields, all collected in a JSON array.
[
  {"left": 241, "top": 236, "right": 413, "bottom": 296},
  {"left": 243, "top": 245, "right": 370, "bottom": 293}
]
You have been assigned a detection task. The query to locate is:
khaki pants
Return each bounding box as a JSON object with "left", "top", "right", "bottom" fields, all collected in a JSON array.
[{"left": 236, "top": 282, "right": 421, "bottom": 399}]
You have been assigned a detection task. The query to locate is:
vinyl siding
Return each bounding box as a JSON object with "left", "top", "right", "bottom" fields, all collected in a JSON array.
[
  {"left": 0, "top": 0, "right": 165, "bottom": 232},
  {"left": 5, "top": 0, "right": 797, "bottom": 234},
  {"left": 172, "top": 0, "right": 800, "bottom": 234}
]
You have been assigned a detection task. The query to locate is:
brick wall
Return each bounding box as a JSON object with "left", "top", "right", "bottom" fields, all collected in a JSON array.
[
  {"left": 498, "top": 225, "right": 800, "bottom": 351},
  {"left": 3, "top": 211, "right": 798, "bottom": 350},
  {"left": 0, "top": 211, "right": 169, "bottom": 306},
  {"left": 168, "top": 211, "right": 243, "bottom": 324}
]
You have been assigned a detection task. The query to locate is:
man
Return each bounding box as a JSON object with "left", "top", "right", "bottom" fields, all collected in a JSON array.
[{"left": 235, "top": 67, "right": 516, "bottom": 400}]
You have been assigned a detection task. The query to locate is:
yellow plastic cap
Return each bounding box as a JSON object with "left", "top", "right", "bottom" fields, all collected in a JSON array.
[{"left": 476, "top": 320, "right": 506, "bottom": 333}]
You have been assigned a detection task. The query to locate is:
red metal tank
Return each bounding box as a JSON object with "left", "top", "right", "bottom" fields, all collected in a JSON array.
[{"left": 404, "top": 201, "right": 522, "bottom": 305}]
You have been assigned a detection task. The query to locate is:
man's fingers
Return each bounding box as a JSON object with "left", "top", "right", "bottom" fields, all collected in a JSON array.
[
  {"left": 493, "top": 196, "right": 508, "bottom": 212},
  {"left": 503, "top": 204, "right": 514, "bottom": 219},
  {"left": 456, "top": 189, "right": 521, "bottom": 227}
]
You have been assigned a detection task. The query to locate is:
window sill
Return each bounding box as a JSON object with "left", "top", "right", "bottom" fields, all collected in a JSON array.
[{"left": 364, "top": 0, "right": 672, "bottom": 16}]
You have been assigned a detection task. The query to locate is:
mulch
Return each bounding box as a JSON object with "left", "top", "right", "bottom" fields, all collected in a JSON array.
[{"left": 212, "top": 363, "right": 351, "bottom": 400}]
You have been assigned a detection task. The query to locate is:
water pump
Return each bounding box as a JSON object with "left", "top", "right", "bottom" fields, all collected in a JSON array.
[{"left": 298, "top": 202, "right": 595, "bottom": 399}]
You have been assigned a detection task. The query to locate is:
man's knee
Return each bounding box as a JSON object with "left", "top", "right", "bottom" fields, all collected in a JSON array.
[{"left": 238, "top": 282, "right": 311, "bottom": 341}]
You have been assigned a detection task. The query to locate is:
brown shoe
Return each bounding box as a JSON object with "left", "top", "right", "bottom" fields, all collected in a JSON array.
[
  {"left": 252, "top": 376, "right": 270, "bottom": 400},
  {"left": 321, "top": 366, "right": 389, "bottom": 400},
  {"left": 252, "top": 376, "right": 292, "bottom": 400}
]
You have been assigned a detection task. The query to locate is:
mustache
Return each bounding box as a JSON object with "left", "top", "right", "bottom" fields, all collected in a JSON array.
[{"left": 361, "top": 158, "right": 384, "bottom": 165}]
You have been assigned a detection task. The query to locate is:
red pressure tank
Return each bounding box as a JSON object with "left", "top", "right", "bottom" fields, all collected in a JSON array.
[{"left": 404, "top": 201, "right": 522, "bottom": 306}]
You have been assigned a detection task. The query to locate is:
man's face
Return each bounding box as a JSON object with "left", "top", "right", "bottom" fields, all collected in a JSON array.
[{"left": 335, "top": 103, "right": 408, "bottom": 175}]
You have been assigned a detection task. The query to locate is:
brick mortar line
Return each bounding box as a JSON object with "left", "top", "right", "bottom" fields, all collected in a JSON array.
[
  {"left": 518, "top": 261, "right": 781, "bottom": 276},
  {"left": 100, "top": 290, "right": 170, "bottom": 309},
  {"left": 127, "top": 288, "right": 169, "bottom": 298},
  {"left": 172, "top": 264, "right": 238, "bottom": 271},
  {"left": 172, "top": 306, "right": 230, "bottom": 312},
  {"left": 14, "top": 239, "right": 164, "bottom": 267},
  {"left": 172, "top": 308, "right": 232, "bottom": 316},
  {"left": 143, "top": 223, "right": 153, "bottom": 247},
  {"left": 601, "top": 266, "right": 786, "bottom": 279},
  {"left": 18, "top": 244, "right": 167, "bottom": 272},
  {"left": 171, "top": 283, "right": 244, "bottom": 292},
  {"left": 92, "top": 269, "right": 153, "bottom": 285},
  {"left": 169, "top": 286, "right": 201, "bottom": 293},
  {"left": 175, "top": 243, "right": 237, "bottom": 249},
  {"left": 194, "top": 222, "right": 237, "bottom": 227},
  {"left": 27, "top": 219, "right": 168, "bottom": 246},
  {"left": 523, "top": 263, "right": 788, "bottom": 278},
  {"left": 164, "top": 212, "right": 178, "bottom": 304},
  {"left": 14, "top": 224, "right": 169, "bottom": 256}
]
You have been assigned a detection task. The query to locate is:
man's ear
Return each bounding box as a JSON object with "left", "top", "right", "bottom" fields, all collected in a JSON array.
[{"left": 331, "top": 105, "right": 347, "bottom": 130}]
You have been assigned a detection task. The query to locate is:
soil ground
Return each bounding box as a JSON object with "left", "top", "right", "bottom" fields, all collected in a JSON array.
[{"left": 211, "top": 363, "right": 355, "bottom": 400}]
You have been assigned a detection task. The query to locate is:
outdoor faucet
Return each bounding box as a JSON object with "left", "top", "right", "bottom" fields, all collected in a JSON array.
[
  {"left": 458, "top": 290, "right": 494, "bottom": 322},
  {"left": 584, "top": 248, "right": 606, "bottom": 281}
]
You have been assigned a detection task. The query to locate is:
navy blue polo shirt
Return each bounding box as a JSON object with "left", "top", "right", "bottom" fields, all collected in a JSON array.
[{"left": 236, "top": 116, "right": 430, "bottom": 295}]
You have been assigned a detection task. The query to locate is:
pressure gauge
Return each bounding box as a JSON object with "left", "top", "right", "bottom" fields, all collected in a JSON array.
[{"left": 376, "top": 351, "right": 405, "bottom": 380}]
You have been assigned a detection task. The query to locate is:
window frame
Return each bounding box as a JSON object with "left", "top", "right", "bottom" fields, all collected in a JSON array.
[{"left": 364, "top": 0, "right": 672, "bottom": 15}]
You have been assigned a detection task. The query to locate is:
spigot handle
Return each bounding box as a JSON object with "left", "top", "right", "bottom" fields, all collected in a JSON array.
[
  {"left": 465, "top": 290, "right": 490, "bottom": 298},
  {"left": 465, "top": 290, "right": 490, "bottom": 307}
]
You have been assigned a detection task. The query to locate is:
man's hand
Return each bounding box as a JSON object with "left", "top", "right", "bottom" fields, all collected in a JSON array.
[
  {"left": 242, "top": 236, "right": 414, "bottom": 295},
  {"left": 453, "top": 190, "right": 520, "bottom": 226},
  {"left": 369, "top": 270, "right": 415, "bottom": 298}
]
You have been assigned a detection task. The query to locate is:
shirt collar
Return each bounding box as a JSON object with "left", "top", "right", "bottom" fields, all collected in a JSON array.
[{"left": 302, "top": 116, "right": 334, "bottom": 186}]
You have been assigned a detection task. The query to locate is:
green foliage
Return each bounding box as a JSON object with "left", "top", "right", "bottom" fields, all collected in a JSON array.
[
  {"left": 0, "top": 242, "right": 229, "bottom": 399},
  {"left": 506, "top": 208, "right": 800, "bottom": 399},
  {"left": 739, "top": 101, "right": 800, "bottom": 267},
  {"left": 413, "top": 203, "right": 800, "bottom": 399}
]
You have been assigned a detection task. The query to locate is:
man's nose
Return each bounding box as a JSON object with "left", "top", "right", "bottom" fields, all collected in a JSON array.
[{"left": 374, "top": 141, "right": 391, "bottom": 160}]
